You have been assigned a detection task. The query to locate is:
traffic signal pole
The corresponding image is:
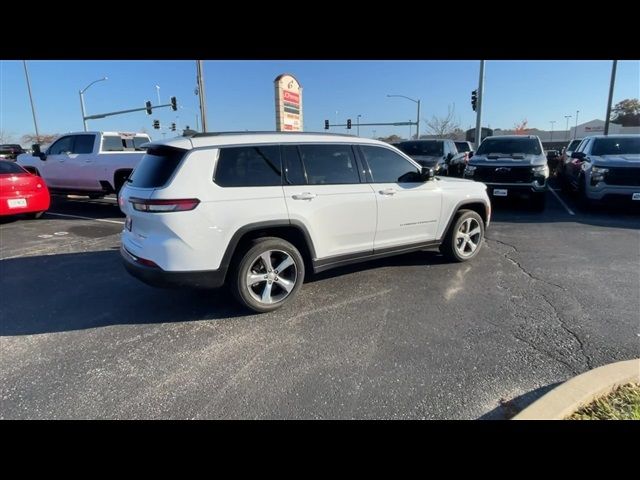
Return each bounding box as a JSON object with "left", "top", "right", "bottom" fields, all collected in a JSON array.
[
  {"left": 84, "top": 99, "right": 177, "bottom": 121},
  {"left": 474, "top": 60, "right": 485, "bottom": 150}
]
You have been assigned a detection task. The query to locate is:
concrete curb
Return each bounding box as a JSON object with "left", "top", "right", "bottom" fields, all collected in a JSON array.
[{"left": 513, "top": 359, "right": 640, "bottom": 420}]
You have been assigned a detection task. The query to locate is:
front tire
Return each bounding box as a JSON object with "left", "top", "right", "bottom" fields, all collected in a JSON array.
[
  {"left": 440, "top": 209, "right": 485, "bottom": 262},
  {"left": 231, "top": 237, "right": 305, "bottom": 313}
]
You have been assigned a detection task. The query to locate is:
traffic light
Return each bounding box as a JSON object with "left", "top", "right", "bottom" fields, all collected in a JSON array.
[
  {"left": 153, "top": 119, "right": 160, "bottom": 129},
  {"left": 145, "top": 101, "right": 152, "bottom": 115},
  {"left": 324, "top": 119, "right": 329, "bottom": 130},
  {"left": 471, "top": 90, "right": 478, "bottom": 111},
  {"left": 170, "top": 96, "right": 177, "bottom": 111},
  {"left": 171, "top": 122, "right": 176, "bottom": 132},
  {"left": 347, "top": 119, "right": 352, "bottom": 129}
]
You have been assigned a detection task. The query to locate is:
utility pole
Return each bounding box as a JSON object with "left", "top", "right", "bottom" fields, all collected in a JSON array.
[
  {"left": 474, "top": 60, "right": 485, "bottom": 150},
  {"left": 549, "top": 120, "right": 556, "bottom": 142},
  {"left": 574, "top": 110, "right": 580, "bottom": 139},
  {"left": 604, "top": 60, "right": 618, "bottom": 136},
  {"left": 22, "top": 60, "right": 40, "bottom": 141},
  {"left": 196, "top": 60, "right": 208, "bottom": 132},
  {"left": 564, "top": 115, "right": 572, "bottom": 140}
]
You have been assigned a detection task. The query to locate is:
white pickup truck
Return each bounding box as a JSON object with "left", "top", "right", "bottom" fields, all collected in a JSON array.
[{"left": 17, "top": 131, "right": 151, "bottom": 198}]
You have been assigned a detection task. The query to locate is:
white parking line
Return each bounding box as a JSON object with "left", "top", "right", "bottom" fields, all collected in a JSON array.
[
  {"left": 549, "top": 188, "right": 575, "bottom": 216},
  {"left": 44, "top": 212, "right": 125, "bottom": 225}
]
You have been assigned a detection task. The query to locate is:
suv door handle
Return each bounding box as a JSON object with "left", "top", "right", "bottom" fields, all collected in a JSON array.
[
  {"left": 378, "top": 188, "right": 397, "bottom": 196},
  {"left": 292, "top": 192, "right": 317, "bottom": 200}
]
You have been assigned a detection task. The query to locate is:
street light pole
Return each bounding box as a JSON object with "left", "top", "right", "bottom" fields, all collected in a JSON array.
[
  {"left": 550, "top": 120, "right": 555, "bottom": 142},
  {"left": 357, "top": 114, "right": 361, "bottom": 136},
  {"left": 564, "top": 115, "right": 572, "bottom": 140},
  {"left": 604, "top": 60, "right": 618, "bottom": 136},
  {"left": 386, "top": 94, "right": 420, "bottom": 140},
  {"left": 196, "top": 60, "right": 208, "bottom": 132},
  {"left": 474, "top": 60, "right": 485, "bottom": 150},
  {"left": 22, "top": 60, "right": 40, "bottom": 141},
  {"left": 79, "top": 76, "right": 108, "bottom": 131},
  {"left": 155, "top": 85, "right": 161, "bottom": 105},
  {"left": 574, "top": 110, "right": 580, "bottom": 139}
]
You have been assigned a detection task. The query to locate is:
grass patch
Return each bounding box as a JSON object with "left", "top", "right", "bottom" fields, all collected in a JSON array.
[{"left": 568, "top": 383, "right": 640, "bottom": 420}]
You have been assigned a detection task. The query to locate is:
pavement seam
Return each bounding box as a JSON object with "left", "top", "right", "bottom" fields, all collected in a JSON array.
[
  {"left": 540, "top": 294, "right": 593, "bottom": 371},
  {"left": 487, "top": 237, "right": 567, "bottom": 291}
]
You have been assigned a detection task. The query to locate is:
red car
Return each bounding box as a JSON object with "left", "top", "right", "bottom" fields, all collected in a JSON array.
[{"left": 0, "top": 160, "right": 50, "bottom": 218}]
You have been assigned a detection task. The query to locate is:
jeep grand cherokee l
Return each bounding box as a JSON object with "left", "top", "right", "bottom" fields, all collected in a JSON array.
[{"left": 119, "top": 132, "right": 491, "bottom": 313}]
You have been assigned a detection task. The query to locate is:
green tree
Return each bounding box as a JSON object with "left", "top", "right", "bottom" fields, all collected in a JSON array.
[{"left": 611, "top": 98, "right": 640, "bottom": 126}]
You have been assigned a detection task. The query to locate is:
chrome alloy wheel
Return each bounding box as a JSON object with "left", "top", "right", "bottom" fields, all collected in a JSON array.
[
  {"left": 246, "top": 249, "right": 298, "bottom": 305},
  {"left": 455, "top": 217, "right": 482, "bottom": 257}
]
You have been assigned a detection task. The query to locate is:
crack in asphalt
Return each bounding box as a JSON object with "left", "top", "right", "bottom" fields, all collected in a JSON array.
[
  {"left": 487, "top": 237, "right": 567, "bottom": 291},
  {"left": 540, "top": 294, "right": 593, "bottom": 371}
]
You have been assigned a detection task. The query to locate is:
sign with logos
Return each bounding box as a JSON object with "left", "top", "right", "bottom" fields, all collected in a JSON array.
[
  {"left": 274, "top": 74, "right": 303, "bottom": 132},
  {"left": 584, "top": 125, "right": 604, "bottom": 132}
]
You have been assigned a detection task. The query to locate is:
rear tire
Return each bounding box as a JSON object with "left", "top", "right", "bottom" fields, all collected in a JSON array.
[
  {"left": 231, "top": 237, "right": 305, "bottom": 313},
  {"left": 440, "top": 209, "right": 485, "bottom": 262}
]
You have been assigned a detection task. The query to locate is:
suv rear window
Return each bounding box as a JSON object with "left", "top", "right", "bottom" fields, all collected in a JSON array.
[
  {"left": 128, "top": 146, "right": 186, "bottom": 188},
  {"left": 476, "top": 138, "right": 542, "bottom": 155},
  {"left": 454, "top": 142, "right": 471, "bottom": 152},
  {"left": 591, "top": 137, "right": 640, "bottom": 156}
]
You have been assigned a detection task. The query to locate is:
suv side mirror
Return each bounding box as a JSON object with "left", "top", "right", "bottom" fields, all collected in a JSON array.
[
  {"left": 32, "top": 144, "right": 46, "bottom": 161},
  {"left": 420, "top": 166, "right": 435, "bottom": 181}
]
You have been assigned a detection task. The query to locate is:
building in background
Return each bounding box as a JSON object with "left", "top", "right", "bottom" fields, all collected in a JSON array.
[{"left": 274, "top": 74, "right": 303, "bottom": 132}]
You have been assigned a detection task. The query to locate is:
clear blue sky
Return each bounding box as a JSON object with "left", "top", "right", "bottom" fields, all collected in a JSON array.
[{"left": 1, "top": 60, "right": 638, "bottom": 144}]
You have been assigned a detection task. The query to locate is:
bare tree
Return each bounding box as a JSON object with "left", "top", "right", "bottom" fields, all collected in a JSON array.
[
  {"left": 21, "top": 133, "right": 59, "bottom": 146},
  {"left": 425, "top": 105, "right": 460, "bottom": 139},
  {"left": 0, "top": 130, "right": 15, "bottom": 144},
  {"left": 513, "top": 119, "right": 529, "bottom": 134}
]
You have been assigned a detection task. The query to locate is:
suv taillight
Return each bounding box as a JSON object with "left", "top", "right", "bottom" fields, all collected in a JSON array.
[{"left": 130, "top": 197, "right": 200, "bottom": 212}]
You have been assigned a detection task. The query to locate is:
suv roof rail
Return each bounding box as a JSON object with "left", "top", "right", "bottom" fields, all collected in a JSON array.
[{"left": 188, "top": 131, "right": 357, "bottom": 138}]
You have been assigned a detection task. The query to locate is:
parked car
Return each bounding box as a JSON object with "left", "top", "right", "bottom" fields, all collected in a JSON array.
[
  {"left": 560, "top": 134, "right": 640, "bottom": 204},
  {"left": 0, "top": 160, "right": 50, "bottom": 219},
  {"left": 463, "top": 135, "right": 548, "bottom": 209},
  {"left": 119, "top": 132, "right": 491, "bottom": 313},
  {"left": 395, "top": 139, "right": 465, "bottom": 176},
  {"left": 556, "top": 138, "right": 582, "bottom": 180},
  {"left": 0, "top": 144, "right": 26, "bottom": 161},
  {"left": 17, "top": 131, "right": 150, "bottom": 199}
]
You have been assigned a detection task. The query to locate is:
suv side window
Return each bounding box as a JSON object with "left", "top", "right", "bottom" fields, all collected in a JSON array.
[
  {"left": 214, "top": 145, "right": 281, "bottom": 187},
  {"left": 73, "top": 135, "right": 95, "bottom": 154},
  {"left": 361, "top": 145, "right": 421, "bottom": 183},
  {"left": 299, "top": 144, "right": 360, "bottom": 185},
  {"left": 282, "top": 145, "right": 306, "bottom": 185},
  {"left": 48, "top": 136, "right": 74, "bottom": 155}
]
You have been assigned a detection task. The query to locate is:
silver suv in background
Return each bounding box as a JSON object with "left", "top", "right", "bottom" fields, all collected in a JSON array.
[
  {"left": 463, "top": 135, "right": 548, "bottom": 209},
  {"left": 563, "top": 135, "right": 640, "bottom": 204}
]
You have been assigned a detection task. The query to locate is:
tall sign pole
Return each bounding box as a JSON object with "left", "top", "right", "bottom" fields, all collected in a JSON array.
[
  {"left": 22, "top": 60, "right": 40, "bottom": 141},
  {"left": 196, "top": 60, "right": 208, "bottom": 132},
  {"left": 474, "top": 60, "right": 485, "bottom": 150},
  {"left": 604, "top": 60, "right": 618, "bottom": 136}
]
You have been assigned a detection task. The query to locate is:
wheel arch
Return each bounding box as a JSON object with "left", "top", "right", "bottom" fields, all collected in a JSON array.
[{"left": 439, "top": 200, "right": 489, "bottom": 241}]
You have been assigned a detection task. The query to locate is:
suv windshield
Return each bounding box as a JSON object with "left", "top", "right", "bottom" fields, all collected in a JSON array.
[
  {"left": 455, "top": 142, "right": 471, "bottom": 152},
  {"left": 476, "top": 138, "right": 542, "bottom": 156},
  {"left": 397, "top": 141, "right": 443, "bottom": 156},
  {"left": 591, "top": 137, "right": 640, "bottom": 157}
]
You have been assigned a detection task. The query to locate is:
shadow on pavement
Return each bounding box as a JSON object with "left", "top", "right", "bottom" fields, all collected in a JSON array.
[
  {"left": 0, "top": 249, "right": 246, "bottom": 336},
  {"left": 478, "top": 381, "right": 563, "bottom": 420}
]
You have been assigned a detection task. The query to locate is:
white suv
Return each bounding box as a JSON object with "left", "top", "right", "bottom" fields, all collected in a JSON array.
[{"left": 119, "top": 132, "right": 491, "bottom": 312}]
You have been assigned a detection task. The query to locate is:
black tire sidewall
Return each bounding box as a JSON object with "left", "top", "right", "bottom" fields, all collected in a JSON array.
[{"left": 233, "top": 237, "right": 305, "bottom": 313}]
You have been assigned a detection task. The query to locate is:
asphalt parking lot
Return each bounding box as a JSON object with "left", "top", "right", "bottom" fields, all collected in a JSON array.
[{"left": 1, "top": 184, "right": 639, "bottom": 419}]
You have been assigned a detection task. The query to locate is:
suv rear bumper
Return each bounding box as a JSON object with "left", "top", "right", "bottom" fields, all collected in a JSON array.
[{"left": 121, "top": 246, "right": 225, "bottom": 289}]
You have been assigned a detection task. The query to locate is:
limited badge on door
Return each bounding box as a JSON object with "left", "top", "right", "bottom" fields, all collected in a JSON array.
[
  {"left": 493, "top": 189, "right": 508, "bottom": 197},
  {"left": 632, "top": 193, "right": 640, "bottom": 201}
]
